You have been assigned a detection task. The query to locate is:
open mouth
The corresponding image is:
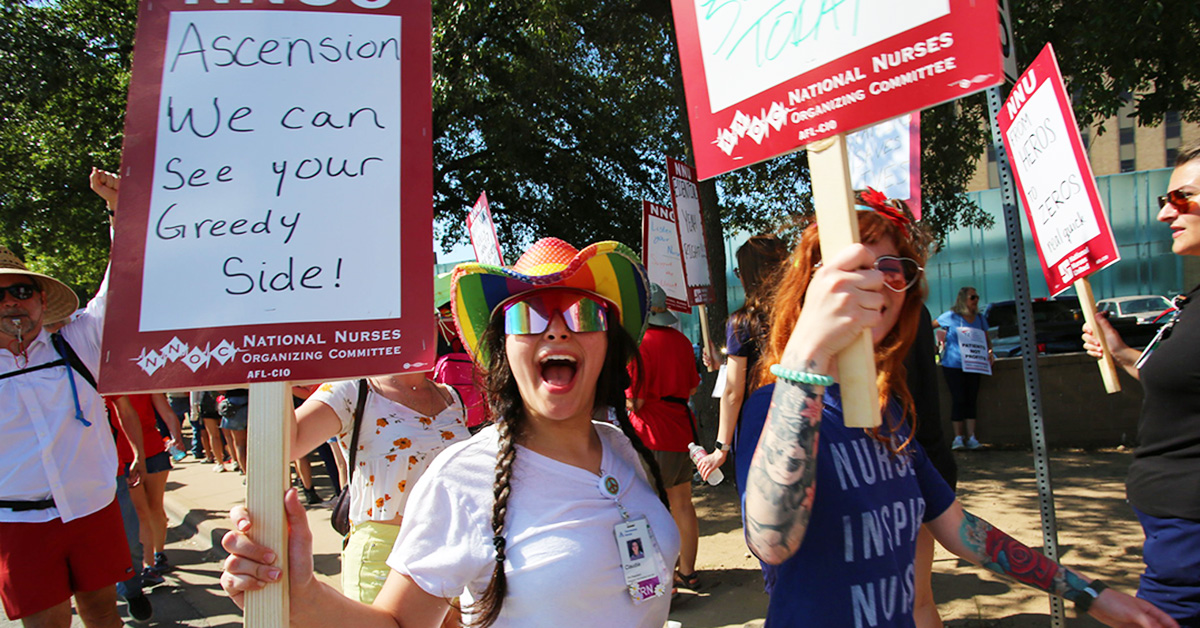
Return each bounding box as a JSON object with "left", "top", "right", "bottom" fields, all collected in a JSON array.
[{"left": 539, "top": 353, "right": 578, "bottom": 391}]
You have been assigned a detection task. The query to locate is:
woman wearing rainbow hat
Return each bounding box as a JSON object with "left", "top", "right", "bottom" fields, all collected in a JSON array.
[{"left": 220, "top": 238, "right": 680, "bottom": 628}]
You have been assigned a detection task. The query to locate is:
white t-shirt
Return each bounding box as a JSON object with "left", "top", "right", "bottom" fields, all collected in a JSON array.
[
  {"left": 388, "top": 421, "right": 680, "bottom": 628},
  {"left": 310, "top": 379, "right": 469, "bottom": 525}
]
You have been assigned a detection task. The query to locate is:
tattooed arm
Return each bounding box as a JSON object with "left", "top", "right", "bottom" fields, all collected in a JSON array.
[
  {"left": 743, "top": 369, "right": 825, "bottom": 565},
  {"left": 929, "top": 502, "right": 1178, "bottom": 627}
]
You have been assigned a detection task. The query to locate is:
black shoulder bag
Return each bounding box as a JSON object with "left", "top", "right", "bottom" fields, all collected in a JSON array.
[{"left": 330, "top": 379, "right": 369, "bottom": 536}]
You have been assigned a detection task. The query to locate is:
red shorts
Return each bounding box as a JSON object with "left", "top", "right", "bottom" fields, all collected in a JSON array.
[{"left": 0, "top": 499, "right": 133, "bottom": 619}]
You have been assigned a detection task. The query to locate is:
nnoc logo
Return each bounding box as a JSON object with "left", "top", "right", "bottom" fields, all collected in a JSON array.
[{"left": 184, "top": 0, "right": 393, "bottom": 8}]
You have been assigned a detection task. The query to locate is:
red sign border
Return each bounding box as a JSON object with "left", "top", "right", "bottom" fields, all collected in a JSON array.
[
  {"left": 996, "top": 43, "right": 1121, "bottom": 296},
  {"left": 100, "top": 0, "right": 434, "bottom": 394},
  {"left": 670, "top": 0, "right": 1002, "bottom": 180}
]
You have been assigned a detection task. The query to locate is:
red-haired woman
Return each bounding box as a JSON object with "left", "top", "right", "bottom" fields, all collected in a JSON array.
[{"left": 737, "top": 206, "right": 1176, "bottom": 627}]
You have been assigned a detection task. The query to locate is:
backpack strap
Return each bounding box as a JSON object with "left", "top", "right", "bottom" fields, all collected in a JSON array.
[
  {"left": 345, "top": 379, "right": 369, "bottom": 476},
  {"left": 0, "top": 332, "right": 95, "bottom": 390},
  {"left": 51, "top": 332, "right": 97, "bottom": 390}
]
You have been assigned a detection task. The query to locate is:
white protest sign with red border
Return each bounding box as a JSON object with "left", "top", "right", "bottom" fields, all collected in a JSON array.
[
  {"left": 641, "top": 201, "right": 690, "bottom": 313},
  {"left": 997, "top": 43, "right": 1120, "bottom": 296},
  {"left": 670, "top": 0, "right": 1002, "bottom": 180},
  {"left": 847, "top": 113, "right": 922, "bottom": 219},
  {"left": 666, "top": 158, "right": 715, "bottom": 306},
  {"left": 466, "top": 192, "right": 504, "bottom": 266},
  {"left": 100, "top": 0, "right": 433, "bottom": 394}
]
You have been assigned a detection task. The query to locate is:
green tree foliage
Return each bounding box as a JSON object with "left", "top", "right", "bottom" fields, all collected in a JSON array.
[{"left": 0, "top": 0, "right": 136, "bottom": 295}]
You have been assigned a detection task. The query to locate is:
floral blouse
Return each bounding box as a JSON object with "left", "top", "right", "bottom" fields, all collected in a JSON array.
[{"left": 311, "top": 379, "right": 469, "bottom": 526}]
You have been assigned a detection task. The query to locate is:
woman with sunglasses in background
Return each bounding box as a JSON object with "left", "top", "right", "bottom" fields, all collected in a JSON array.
[
  {"left": 1082, "top": 140, "right": 1200, "bottom": 627},
  {"left": 737, "top": 206, "right": 1176, "bottom": 627},
  {"left": 219, "top": 239, "right": 679, "bottom": 628},
  {"left": 933, "top": 286, "right": 991, "bottom": 450}
]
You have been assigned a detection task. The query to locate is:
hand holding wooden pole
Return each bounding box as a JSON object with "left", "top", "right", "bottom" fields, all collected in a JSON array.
[
  {"left": 1074, "top": 278, "right": 1121, "bottom": 393},
  {"left": 807, "top": 135, "right": 880, "bottom": 428},
  {"left": 245, "top": 381, "right": 292, "bottom": 628},
  {"left": 697, "top": 304, "right": 717, "bottom": 372}
]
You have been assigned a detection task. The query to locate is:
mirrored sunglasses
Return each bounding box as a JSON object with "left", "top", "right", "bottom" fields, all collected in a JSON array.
[
  {"left": 875, "top": 256, "right": 923, "bottom": 292},
  {"left": 1158, "top": 189, "right": 1197, "bottom": 211},
  {"left": 0, "top": 284, "right": 38, "bottom": 301},
  {"left": 503, "top": 291, "right": 610, "bottom": 335}
]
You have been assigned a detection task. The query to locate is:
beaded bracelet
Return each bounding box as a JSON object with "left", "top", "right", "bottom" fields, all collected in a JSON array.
[{"left": 769, "top": 364, "right": 835, "bottom": 387}]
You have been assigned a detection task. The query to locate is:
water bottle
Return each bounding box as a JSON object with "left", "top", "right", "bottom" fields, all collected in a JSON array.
[{"left": 687, "top": 443, "right": 724, "bottom": 486}]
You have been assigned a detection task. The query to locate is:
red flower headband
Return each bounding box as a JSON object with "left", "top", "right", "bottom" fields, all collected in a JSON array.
[{"left": 857, "top": 187, "right": 911, "bottom": 240}]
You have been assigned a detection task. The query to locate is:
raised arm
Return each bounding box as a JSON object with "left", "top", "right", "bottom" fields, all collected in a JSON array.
[
  {"left": 928, "top": 502, "right": 1177, "bottom": 627},
  {"left": 744, "top": 244, "right": 885, "bottom": 565}
]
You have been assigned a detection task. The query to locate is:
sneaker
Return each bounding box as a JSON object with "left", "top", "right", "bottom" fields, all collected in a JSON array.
[
  {"left": 951, "top": 436, "right": 965, "bottom": 450},
  {"left": 966, "top": 436, "right": 982, "bottom": 450},
  {"left": 125, "top": 594, "right": 153, "bottom": 622},
  {"left": 303, "top": 488, "right": 321, "bottom": 505},
  {"left": 153, "top": 552, "right": 171, "bottom": 573},
  {"left": 141, "top": 566, "right": 165, "bottom": 587},
  {"left": 213, "top": 461, "right": 228, "bottom": 473}
]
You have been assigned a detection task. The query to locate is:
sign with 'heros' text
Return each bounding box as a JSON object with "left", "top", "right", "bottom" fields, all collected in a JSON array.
[
  {"left": 641, "top": 201, "right": 689, "bottom": 313},
  {"left": 100, "top": 0, "right": 433, "bottom": 393},
  {"left": 997, "top": 43, "right": 1119, "bottom": 296},
  {"left": 666, "top": 158, "right": 714, "bottom": 306},
  {"left": 670, "top": 0, "right": 1002, "bottom": 179}
]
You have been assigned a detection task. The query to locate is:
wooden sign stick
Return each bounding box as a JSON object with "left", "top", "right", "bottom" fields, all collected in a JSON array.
[
  {"left": 697, "top": 303, "right": 717, "bottom": 372},
  {"left": 808, "top": 134, "right": 880, "bottom": 428},
  {"left": 1074, "top": 277, "right": 1121, "bottom": 393},
  {"left": 245, "top": 381, "right": 293, "bottom": 628}
]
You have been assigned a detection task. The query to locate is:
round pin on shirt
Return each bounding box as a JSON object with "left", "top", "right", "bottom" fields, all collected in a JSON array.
[{"left": 599, "top": 473, "right": 620, "bottom": 498}]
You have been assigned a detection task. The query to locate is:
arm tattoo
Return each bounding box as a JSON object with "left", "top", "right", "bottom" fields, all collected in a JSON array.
[
  {"left": 958, "top": 511, "right": 1091, "bottom": 603},
  {"left": 743, "top": 371, "right": 824, "bottom": 564}
]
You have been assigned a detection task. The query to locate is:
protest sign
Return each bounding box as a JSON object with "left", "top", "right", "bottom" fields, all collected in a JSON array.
[
  {"left": 957, "top": 326, "right": 993, "bottom": 376},
  {"left": 670, "top": 0, "right": 1003, "bottom": 180},
  {"left": 666, "top": 158, "right": 713, "bottom": 306},
  {"left": 99, "top": 0, "right": 433, "bottom": 394},
  {"left": 467, "top": 192, "right": 504, "bottom": 266},
  {"left": 998, "top": 43, "right": 1122, "bottom": 392},
  {"left": 641, "top": 201, "right": 690, "bottom": 313},
  {"left": 847, "top": 113, "right": 921, "bottom": 218},
  {"left": 998, "top": 43, "right": 1120, "bottom": 296}
]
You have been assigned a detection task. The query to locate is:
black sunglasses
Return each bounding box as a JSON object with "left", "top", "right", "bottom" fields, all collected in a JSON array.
[
  {"left": 0, "top": 284, "right": 38, "bottom": 301},
  {"left": 1158, "top": 189, "right": 1196, "bottom": 211}
]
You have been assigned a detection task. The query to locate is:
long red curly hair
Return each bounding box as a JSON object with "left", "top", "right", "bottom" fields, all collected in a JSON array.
[{"left": 755, "top": 209, "right": 928, "bottom": 452}]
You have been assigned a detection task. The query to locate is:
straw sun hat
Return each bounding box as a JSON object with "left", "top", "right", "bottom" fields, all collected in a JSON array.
[
  {"left": 451, "top": 238, "right": 650, "bottom": 359},
  {"left": 0, "top": 246, "right": 80, "bottom": 324}
]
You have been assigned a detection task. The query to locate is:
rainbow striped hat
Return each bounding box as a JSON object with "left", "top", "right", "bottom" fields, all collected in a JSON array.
[{"left": 451, "top": 238, "right": 649, "bottom": 360}]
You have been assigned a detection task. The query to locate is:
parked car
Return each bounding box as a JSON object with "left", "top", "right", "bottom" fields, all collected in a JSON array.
[
  {"left": 1096, "top": 295, "right": 1173, "bottom": 324},
  {"left": 982, "top": 296, "right": 1161, "bottom": 357}
]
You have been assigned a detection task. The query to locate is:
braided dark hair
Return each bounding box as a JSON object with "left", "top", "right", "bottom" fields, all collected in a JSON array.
[{"left": 465, "top": 300, "right": 667, "bottom": 627}]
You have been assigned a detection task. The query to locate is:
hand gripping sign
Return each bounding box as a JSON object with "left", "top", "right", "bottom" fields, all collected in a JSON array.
[
  {"left": 102, "top": 2, "right": 433, "bottom": 625},
  {"left": 997, "top": 43, "right": 1122, "bottom": 392},
  {"left": 670, "top": 0, "right": 1003, "bottom": 425}
]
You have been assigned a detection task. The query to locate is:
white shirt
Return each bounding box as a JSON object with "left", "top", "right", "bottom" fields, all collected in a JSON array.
[
  {"left": 0, "top": 272, "right": 117, "bottom": 523},
  {"left": 389, "top": 422, "right": 680, "bottom": 628}
]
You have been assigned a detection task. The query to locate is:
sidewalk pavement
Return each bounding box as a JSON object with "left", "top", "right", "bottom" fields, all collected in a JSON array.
[{"left": 162, "top": 454, "right": 347, "bottom": 592}]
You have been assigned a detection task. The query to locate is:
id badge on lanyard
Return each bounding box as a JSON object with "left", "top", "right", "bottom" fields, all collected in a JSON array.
[{"left": 598, "top": 472, "right": 667, "bottom": 604}]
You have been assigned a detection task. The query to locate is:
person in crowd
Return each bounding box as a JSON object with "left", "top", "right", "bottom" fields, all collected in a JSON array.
[
  {"left": 736, "top": 202, "right": 1176, "bottom": 627},
  {"left": 933, "top": 286, "right": 992, "bottom": 449},
  {"left": 219, "top": 238, "right": 679, "bottom": 628},
  {"left": 289, "top": 372, "right": 469, "bottom": 602},
  {"left": 1082, "top": 140, "right": 1200, "bottom": 627},
  {"left": 196, "top": 390, "right": 233, "bottom": 471},
  {"left": 168, "top": 391, "right": 205, "bottom": 460},
  {"left": 108, "top": 393, "right": 182, "bottom": 585},
  {"left": 219, "top": 388, "right": 250, "bottom": 474},
  {"left": 626, "top": 283, "right": 702, "bottom": 592},
  {"left": 698, "top": 235, "right": 789, "bottom": 488},
  {"left": 0, "top": 168, "right": 129, "bottom": 628},
  {"left": 107, "top": 393, "right": 153, "bottom": 622},
  {"left": 434, "top": 300, "right": 488, "bottom": 433}
]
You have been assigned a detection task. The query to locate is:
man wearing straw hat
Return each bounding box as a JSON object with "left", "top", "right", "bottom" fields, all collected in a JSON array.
[{"left": 0, "top": 169, "right": 132, "bottom": 628}]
